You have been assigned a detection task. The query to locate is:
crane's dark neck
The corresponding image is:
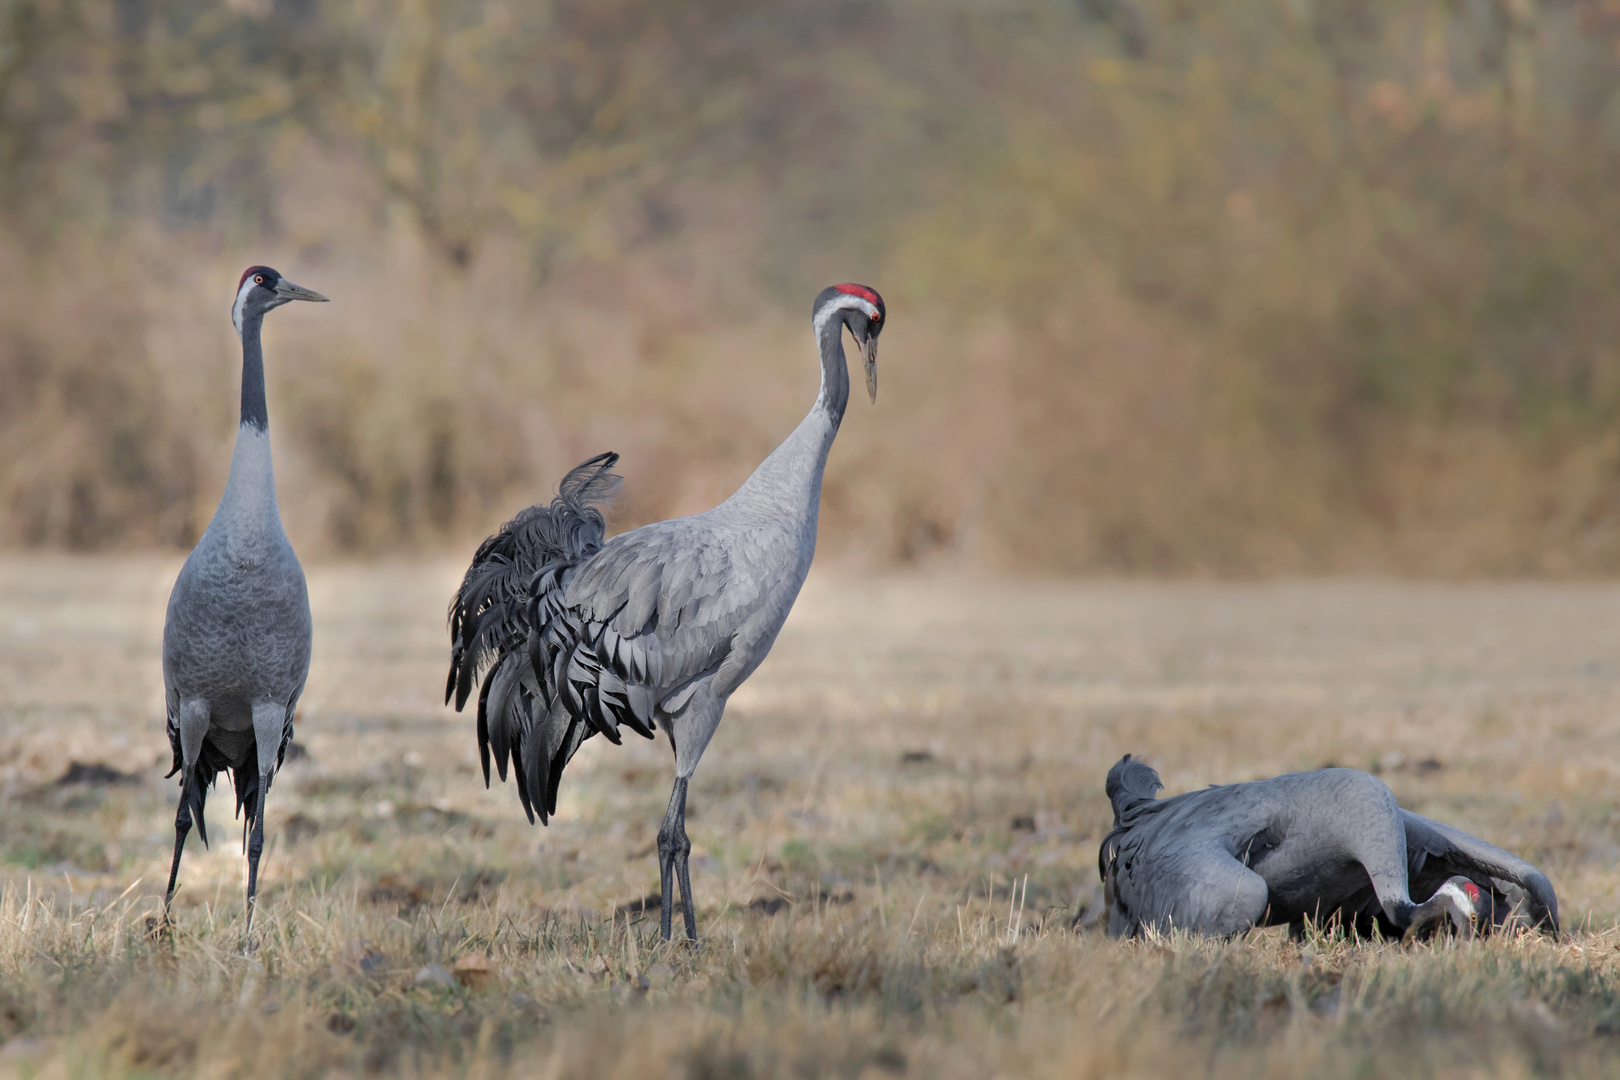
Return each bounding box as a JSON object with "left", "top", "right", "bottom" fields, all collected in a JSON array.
[
  {"left": 211, "top": 310, "right": 283, "bottom": 546},
  {"left": 238, "top": 312, "right": 269, "bottom": 432},
  {"left": 814, "top": 314, "right": 850, "bottom": 429}
]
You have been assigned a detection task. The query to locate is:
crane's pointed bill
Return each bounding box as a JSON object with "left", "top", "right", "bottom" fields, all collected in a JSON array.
[
  {"left": 274, "top": 280, "right": 329, "bottom": 303},
  {"left": 862, "top": 334, "right": 878, "bottom": 403}
]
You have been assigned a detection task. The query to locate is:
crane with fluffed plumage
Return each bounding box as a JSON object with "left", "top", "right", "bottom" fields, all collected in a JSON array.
[{"left": 447, "top": 284, "right": 887, "bottom": 941}]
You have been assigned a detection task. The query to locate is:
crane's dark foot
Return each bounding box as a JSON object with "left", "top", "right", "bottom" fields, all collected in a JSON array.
[
  {"left": 674, "top": 849, "right": 699, "bottom": 941},
  {"left": 658, "top": 847, "right": 676, "bottom": 942},
  {"left": 162, "top": 774, "right": 196, "bottom": 935},
  {"left": 656, "top": 777, "right": 697, "bottom": 941},
  {"left": 241, "top": 893, "right": 261, "bottom": 953},
  {"left": 240, "top": 770, "right": 270, "bottom": 951},
  {"left": 146, "top": 890, "right": 184, "bottom": 951},
  {"left": 657, "top": 842, "right": 698, "bottom": 941}
]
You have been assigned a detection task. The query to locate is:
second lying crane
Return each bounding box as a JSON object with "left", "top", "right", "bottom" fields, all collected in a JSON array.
[
  {"left": 448, "top": 284, "right": 886, "bottom": 940},
  {"left": 1096, "top": 755, "right": 1559, "bottom": 939}
]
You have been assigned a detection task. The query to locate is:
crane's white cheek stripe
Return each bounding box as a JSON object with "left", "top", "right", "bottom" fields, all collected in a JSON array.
[
  {"left": 812, "top": 295, "right": 879, "bottom": 339},
  {"left": 232, "top": 279, "right": 256, "bottom": 338},
  {"left": 1437, "top": 881, "right": 1475, "bottom": 915}
]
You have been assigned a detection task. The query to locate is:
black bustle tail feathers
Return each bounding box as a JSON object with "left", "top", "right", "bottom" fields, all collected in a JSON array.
[
  {"left": 1098, "top": 754, "right": 1164, "bottom": 885},
  {"left": 445, "top": 452, "right": 621, "bottom": 825}
]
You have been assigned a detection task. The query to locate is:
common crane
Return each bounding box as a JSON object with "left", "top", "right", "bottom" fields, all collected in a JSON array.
[
  {"left": 162, "top": 266, "right": 326, "bottom": 935},
  {"left": 1096, "top": 755, "right": 1559, "bottom": 939},
  {"left": 448, "top": 284, "right": 886, "bottom": 940}
]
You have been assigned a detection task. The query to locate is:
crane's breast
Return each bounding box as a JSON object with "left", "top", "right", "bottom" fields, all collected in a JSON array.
[{"left": 163, "top": 543, "right": 311, "bottom": 707}]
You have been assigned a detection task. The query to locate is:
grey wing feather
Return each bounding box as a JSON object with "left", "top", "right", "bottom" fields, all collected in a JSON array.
[
  {"left": 1107, "top": 829, "right": 1269, "bottom": 938},
  {"left": 1099, "top": 758, "right": 1268, "bottom": 938},
  {"left": 1401, "top": 809, "right": 1559, "bottom": 931},
  {"left": 563, "top": 518, "right": 787, "bottom": 708},
  {"left": 515, "top": 518, "right": 789, "bottom": 819}
]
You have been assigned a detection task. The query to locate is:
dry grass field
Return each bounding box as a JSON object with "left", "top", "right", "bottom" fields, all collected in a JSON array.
[{"left": 1, "top": 557, "right": 1619, "bottom": 1077}]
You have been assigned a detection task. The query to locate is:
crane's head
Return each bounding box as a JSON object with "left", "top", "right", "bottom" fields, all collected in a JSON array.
[
  {"left": 1405, "top": 875, "right": 1490, "bottom": 938},
  {"left": 232, "top": 265, "right": 329, "bottom": 337},
  {"left": 813, "top": 283, "right": 886, "bottom": 402}
]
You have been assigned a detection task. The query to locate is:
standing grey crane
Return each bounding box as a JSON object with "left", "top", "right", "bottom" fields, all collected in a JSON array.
[
  {"left": 161, "top": 266, "right": 326, "bottom": 934},
  {"left": 447, "top": 283, "right": 886, "bottom": 940},
  {"left": 1095, "top": 755, "right": 1559, "bottom": 939}
]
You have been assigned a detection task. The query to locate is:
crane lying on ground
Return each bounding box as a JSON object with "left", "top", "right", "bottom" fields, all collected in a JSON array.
[
  {"left": 1094, "top": 754, "right": 1559, "bottom": 939},
  {"left": 448, "top": 283, "right": 887, "bottom": 941},
  {"left": 162, "top": 266, "right": 326, "bottom": 936}
]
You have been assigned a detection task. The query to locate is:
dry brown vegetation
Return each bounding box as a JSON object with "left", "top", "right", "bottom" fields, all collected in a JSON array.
[
  {"left": 8, "top": 2, "right": 1620, "bottom": 571},
  {"left": 0, "top": 557, "right": 1618, "bottom": 1077}
]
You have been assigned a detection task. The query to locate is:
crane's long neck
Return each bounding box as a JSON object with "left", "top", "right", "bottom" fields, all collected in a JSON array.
[
  {"left": 240, "top": 311, "right": 269, "bottom": 431},
  {"left": 727, "top": 315, "right": 850, "bottom": 527},
  {"left": 812, "top": 314, "right": 851, "bottom": 428},
  {"left": 213, "top": 313, "right": 282, "bottom": 541}
]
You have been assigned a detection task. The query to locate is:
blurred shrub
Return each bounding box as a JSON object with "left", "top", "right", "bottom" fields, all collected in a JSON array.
[
  {"left": 5, "top": 0, "right": 1620, "bottom": 572},
  {"left": 0, "top": 245, "right": 200, "bottom": 547}
]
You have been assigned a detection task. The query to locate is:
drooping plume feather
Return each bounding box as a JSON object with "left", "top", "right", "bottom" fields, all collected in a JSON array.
[
  {"left": 445, "top": 452, "right": 622, "bottom": 822},
  {"left": 1105, "top": 753, "right": 1163, "bottom": 825},
  {"left": 447, "top": 452, "right": 620, "bottom": 708},
  {"left": 1098, "top": 753, "right": 1165, "bottom": 885}
]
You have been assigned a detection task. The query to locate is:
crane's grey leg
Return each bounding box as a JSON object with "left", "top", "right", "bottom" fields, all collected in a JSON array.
[
  {"left": 163, "top": 700, "right": 211, "bottom": 922},
  {"left": 163, "top": 783, "right": 194, "bottom": 920},
  {"left": 243, "top": 778, "right": 270, "bottom": 940},
  {"left": 657, "top": 776, "right": 694, "bottom": 941},
  {"left": 659, "top": 686, "right": 723, "bottom": 942},
  {"left": 674, "top": 788, "right": 698, "bottom": 941},
  {"left": 243, "top": 701, "right": 285, "bottom": 942}
]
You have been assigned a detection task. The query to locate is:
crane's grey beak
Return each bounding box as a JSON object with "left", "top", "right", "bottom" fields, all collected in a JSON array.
[
  {"left": 861, "top": 333, "right": 878, "bottom": 403},
  {"left": 275, "top": 280, "right": 329, "bottom": 303}
]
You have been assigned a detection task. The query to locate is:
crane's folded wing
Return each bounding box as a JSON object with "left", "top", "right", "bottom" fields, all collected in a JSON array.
[
  {"left": 556, "top": 519, "right": 788, "bottom": 733},
  {"left": 1110, "top": 829, "right": 1270, "bottom": 937}
]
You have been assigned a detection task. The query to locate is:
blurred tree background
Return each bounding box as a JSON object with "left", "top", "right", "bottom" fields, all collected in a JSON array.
[{"left": 3, "top": 0, "right": 1620, "bottom": 573}]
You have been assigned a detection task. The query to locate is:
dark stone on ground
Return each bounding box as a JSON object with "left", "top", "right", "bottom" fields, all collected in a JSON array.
[{"left": 55, "top": 762, "right": 138, "bottom": 786}]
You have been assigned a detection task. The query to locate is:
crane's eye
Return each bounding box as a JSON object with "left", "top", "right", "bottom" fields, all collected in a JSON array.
[
  {"left": 871, "top": 311, "right": 881, "bottom": 322},
  {"left": 254, "top": 275, "right": 265, "bottom": 285}
]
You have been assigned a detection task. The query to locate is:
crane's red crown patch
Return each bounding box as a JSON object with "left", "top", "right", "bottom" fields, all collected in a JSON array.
[
  {"left": 835, "top": 283, "right": 881, "bottom": 305},
  {"left": 1462, "top": 881, "right": 1482, "bottom": 903},
  {"left": 238, "top": 265, "right": 274, "bottom": 289}
]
